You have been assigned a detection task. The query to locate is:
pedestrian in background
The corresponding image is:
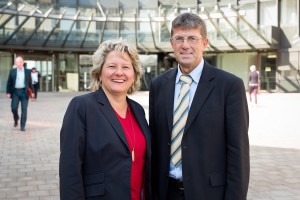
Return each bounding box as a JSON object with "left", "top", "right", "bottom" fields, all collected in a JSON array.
[
  {"left": 6, "top": 56, "right": 35, "bottom": 131},
  {"left": 59, "top": 38, "right": 151, "bottom": 200},
  {"left": 249, "top": 64, "right": 260, "bottom": 105},
  {"left": 31, "top": 67, "right": 40, "bottom": 100},
  {"left": 149, "top": 13, "right": 250, "bottom": 200}
]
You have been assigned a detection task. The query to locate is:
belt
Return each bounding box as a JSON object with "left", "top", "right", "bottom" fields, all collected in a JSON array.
[
  {"left": 169, "top": 177, "right": 184, "bottom": 190},
  {"left": 15, "top": 88, "right": 25, "bottom": 90}
]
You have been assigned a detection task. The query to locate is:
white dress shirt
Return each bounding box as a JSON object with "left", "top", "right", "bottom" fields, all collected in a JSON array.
[
  {"left": 15, "top": 68, "right": 25, "bottom": 89},
  {"left": 169, "top": 59, "right": 204, "bottom": 180}
]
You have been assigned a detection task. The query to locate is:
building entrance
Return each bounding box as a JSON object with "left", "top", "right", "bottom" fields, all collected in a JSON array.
[
  {"left": 24, "top": 55, "right": 53, "bottom": 92},
  {"left": 260, "top": 53, "right": 277, "bottom": 91}
]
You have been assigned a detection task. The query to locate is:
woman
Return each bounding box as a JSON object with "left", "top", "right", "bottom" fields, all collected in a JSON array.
[
  {"left": 249, "top": 65, "right": 259, "bottom": 105},
  {"left": 59, "top": 38, "right": 151, "bottom": 200}
]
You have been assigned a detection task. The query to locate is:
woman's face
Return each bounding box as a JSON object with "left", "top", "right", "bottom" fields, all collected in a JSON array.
[{"left": 100, "top": 51, "right": 135, "bottom": 96}]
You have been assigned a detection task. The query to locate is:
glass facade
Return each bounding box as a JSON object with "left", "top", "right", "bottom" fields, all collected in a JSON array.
[
  {"left": 281, "top": 0, "right": 298, "bottom": 26},
  {"left": 58, "top": 53, "right": 78, "bottom": 91},
  {"left": 1, "top": 0, "right": 281, "bottom": 51},
  {"left": 25, "top": 58, "right": 53, "bottom": 91},
  {"left": 0, "top": 0, "right": 300, "bottom": 92}
]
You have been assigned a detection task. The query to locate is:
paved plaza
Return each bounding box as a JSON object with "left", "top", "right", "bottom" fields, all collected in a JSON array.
[{"left": 0, "top": 91, "right": 300, "bottom": 200}]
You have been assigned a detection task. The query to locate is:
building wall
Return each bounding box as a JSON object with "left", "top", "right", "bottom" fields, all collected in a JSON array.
[
  {"left": 1, "top": 0, "right": 300, "bottom": 92},
  {"left": 278, "top": 50, "right": 300, "bottom": 92},
  {"left": 0, "top": 52, "right": 13, "bottom": 93},
  {"left": 217, "top": 52, "right": 257, "bottom": 89}
]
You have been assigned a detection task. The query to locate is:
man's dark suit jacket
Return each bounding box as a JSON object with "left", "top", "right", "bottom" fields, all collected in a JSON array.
[
  {"left": 149, "top": 61, "right": 249, "bottom": 200},
  {"left": 59, "top": 88, "right": 151, "bottom": 200},
  {"left": 6, "top": 68, "right": 34, "bottom": 97}
]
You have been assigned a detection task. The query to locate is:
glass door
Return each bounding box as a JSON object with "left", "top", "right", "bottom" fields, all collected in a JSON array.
[
  {"left": 58, "top": 54, "right": 79, "bottom": 92},
  {"left": 260, "top": 53, "right": 277, "bottom": 91},
  {"left": 24, "top": 56, "right": 53, "bottom": 92},
  {"left": 79, "top": 54, "right": 92, "bottom": 91}
]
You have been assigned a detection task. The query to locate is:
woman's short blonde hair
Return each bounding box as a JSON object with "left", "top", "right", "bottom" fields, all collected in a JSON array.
[
  {"left": 89, "top": 38, "right": 142, "bottom": 94},
  {"left": 250, "top": 65, "right": 256, "bottom": 72}
]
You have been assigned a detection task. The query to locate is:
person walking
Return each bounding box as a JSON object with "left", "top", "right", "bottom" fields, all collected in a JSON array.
[
  {"left": 59, "top": 38, "right": 151, "bottom": 200},
  {"left": 6, "top": 56, "right": 35, "bottom": 131},
  {"left": 31, "top": 67, "right": 40, "bottom": 100},
  {"left": 149, "top": 13, "right": 250, "bottom": 200},
  {"left": 249, "top": 65, "right": 259, "bottom": 105}
]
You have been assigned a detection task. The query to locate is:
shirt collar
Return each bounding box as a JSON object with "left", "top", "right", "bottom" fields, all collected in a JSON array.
[
  {"left": 176, "top": 59, "right": 204, "bottom": 84},
  {"left": 17, "top": 67, "right": 24, "bottom": 72}
]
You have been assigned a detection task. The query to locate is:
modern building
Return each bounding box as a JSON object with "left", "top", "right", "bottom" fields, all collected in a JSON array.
[{"left": 0, "top": 0, "right": 299, "bottom": 93}]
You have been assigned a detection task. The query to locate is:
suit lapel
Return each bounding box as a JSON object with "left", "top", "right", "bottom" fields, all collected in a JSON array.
[
  {"left": 12, "top": 68, "right": 17, "bottom": 81},
  {"left": 128, "top": 100, "right": 151, "bottom": 155},
  {"left": 95, "top": 88, "right": 129, "bottom": 149},
  {"left": 185, "top": 63, "right": 215, "bottom": 132},
  {"left": 25, "top": 69, "right": 29, "bottom": 87},
  {"left": 165, "top": 69, "right": 177, "bottom": 133},
  {"left": 24, "top": 69, "right": 26, "bottom": 86}
]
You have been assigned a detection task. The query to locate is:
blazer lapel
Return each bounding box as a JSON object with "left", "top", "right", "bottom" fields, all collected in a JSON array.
[
  {"left": 165, "top": 69, "right": 177, "bottom": 133},
  {"left": 12, "top": 68, "right": 17, "bottom": 81},
  {"left": 24, "top": 69, "right": 27, "bottom": 86},
  {"left": 185, "top": 63, "right": 215, "bottom": 132},
  {"left": 25, "top": 69, "right": 29, "bottom": 87},
  {"left": 95, "top": 88, "right": 129, "bottom": 149},
  {"left": 128, "top": 100, "right": 151, "bottom": 154}
]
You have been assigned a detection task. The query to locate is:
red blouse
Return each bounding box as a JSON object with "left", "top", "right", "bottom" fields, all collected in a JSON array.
[{"left": 116, "top": 106, "right": 146, "bottom": 200}]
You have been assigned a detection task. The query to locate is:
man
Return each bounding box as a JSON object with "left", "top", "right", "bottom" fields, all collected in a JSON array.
[
  {"left": 149, "top": 13, "right": 249, "bottom": 200},
  {"left": 6, "top": 56, "right": 35, "bottom": 131},
  {"left": 31, "top": 67, "right": 40, "bottom": 100}
]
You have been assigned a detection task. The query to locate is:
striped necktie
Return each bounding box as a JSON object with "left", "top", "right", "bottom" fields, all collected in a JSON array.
[{"left": 171, "top": 75, "right": 192, "bottom": 167}]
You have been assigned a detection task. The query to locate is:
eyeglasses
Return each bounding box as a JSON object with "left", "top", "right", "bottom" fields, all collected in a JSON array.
[{"left": 171, "top": 36, "right": 202, "bottom": 45}]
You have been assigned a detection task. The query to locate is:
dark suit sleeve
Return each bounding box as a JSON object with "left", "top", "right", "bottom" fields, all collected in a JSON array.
[
  {"left": 6, "top": 69, "right": 14, "bottom": 95},
  {"left": 224, "top": 78, "right": 250, "bottom": 200},
  {"left": 59, "top": 97, "right": 86, "bottom": 200},
  {"left": 26, "top": 69, "right": 35, "bottom": 94}
]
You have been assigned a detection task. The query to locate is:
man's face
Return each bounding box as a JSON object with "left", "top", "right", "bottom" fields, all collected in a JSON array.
[
  {"left": 15, "top": 57, "right": 24, "bottom": 70},
  {"left": 170, "top": 27, "right": 208, "bottom": 74}
]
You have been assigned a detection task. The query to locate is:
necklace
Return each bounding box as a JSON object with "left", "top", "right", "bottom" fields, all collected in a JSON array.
[{"left": 126, "top": 105, "right": 136, "bottom": 162}]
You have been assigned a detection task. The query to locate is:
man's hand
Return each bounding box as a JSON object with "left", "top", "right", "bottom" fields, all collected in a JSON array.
[{"left": 6, "top": 93, "right": 11, "bottom": 98}]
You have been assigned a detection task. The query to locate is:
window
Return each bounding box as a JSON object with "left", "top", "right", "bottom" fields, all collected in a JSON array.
[
  {"left": 281, "top": 0, "right": 297, "bottom": 26},
  {"left": 260, "top": 0, "right": 277, "bottom": 27}
]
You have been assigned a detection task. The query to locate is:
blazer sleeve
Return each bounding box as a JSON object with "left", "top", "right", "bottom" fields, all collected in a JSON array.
[
  {"left": 6, "top": 69, "right": 14, "bottom": 95},
  {"left": 59, "top": 97, "right": 86, "bottom": 200},
  {"left": 224, "top": 77, "right": 250, "bottom": 200},
  {"left": 26, "top": 69, "right": 35, "bottom": 94}
]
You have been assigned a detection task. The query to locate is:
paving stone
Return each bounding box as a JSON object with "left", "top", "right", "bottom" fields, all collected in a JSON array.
[
  {"left": 6, "top": 191, "right": 28, "bottom": 199},
  {"left": 28, "top": 190, "right": 50, "bottom": 197},
  {"left": 0, "top": 92, "right": 300, "bottom": 199}
]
